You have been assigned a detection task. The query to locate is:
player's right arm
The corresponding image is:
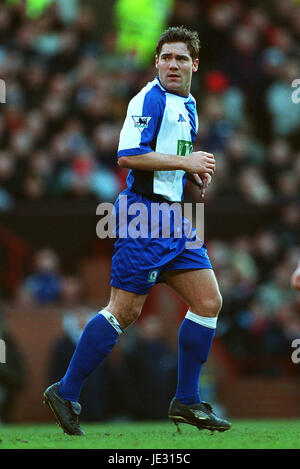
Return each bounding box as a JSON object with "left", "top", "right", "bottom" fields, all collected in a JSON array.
[{"left": 118, "top": 150, "right": 215, "bottom": 175}]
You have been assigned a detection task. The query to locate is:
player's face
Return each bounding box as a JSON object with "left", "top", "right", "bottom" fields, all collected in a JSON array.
[{"left": 155, "top": 42, "right": 199, "bottom": 96}]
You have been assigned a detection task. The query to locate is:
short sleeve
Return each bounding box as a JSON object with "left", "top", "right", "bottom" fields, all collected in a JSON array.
[{"left": 117, "top": 84, "right": 166, "bottom": 158}]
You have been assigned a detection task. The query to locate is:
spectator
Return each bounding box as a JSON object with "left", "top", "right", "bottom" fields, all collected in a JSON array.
[
  {"left": 16, "top": 248, "right": 63, "bottom": 306},
  {"left": 124, "top": 315, "right": 177, "bottom": 420}
]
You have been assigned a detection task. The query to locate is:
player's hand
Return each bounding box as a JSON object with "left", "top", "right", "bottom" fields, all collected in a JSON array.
[
  {"left": 189, "top": 173, "right": 212, "bottom": 198},
  {"left": 185, "top": 151, "right": 215, "bottom": 175},
  {"left": 291, "top": 266, "right": 300, "bottom": 291},
  {"left": 199, "top": 172, "right": 212, "bottom": 198}
]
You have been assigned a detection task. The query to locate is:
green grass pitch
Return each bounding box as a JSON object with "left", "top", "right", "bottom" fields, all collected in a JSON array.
[{"left": 1, "top": 419, "right": 300, "bottom": 449}]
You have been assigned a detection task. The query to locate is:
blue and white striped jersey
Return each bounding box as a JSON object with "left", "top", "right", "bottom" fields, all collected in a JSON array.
[{"left": 117, "top": 77, "right": 198, "bottom": 202}]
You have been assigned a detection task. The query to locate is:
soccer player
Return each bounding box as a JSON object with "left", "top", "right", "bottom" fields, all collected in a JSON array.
[
  {"left": 43, "top": 26, "right": 231, "bottom": 435},
  {"left": 291, "top": 259, "right": 300, "bottom": 291}
]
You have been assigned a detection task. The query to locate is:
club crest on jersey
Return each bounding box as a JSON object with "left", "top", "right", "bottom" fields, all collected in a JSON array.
[
  {"left": 132, "top": 116, "right": 152, "bottom": 131},
  {"left": 148, "top": 270, "right": 158, "bottom": 283}
]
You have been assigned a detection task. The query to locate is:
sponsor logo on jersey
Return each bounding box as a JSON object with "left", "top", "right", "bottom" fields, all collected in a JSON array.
[
  {"left": 178, "top": 113, "right": 186, "bottom": 123},
  {"left": 177, "top": 139, "right": 193, "bottom": 156}
]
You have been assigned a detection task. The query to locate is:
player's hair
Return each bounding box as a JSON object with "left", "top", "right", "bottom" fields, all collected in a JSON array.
[{"left": 156, "top": 26, "right": 201, "bottom": 61}]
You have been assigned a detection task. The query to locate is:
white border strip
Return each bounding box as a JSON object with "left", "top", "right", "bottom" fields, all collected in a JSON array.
[
  {"left": 99, "top": 309, "right": 124, "bottom": 335},
  {"left": 185, "top": 310, "right": 217, "bottom": 329}
]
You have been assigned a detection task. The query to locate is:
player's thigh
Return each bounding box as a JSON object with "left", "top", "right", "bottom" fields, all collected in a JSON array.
[
  {"left": 163, "top": 268, "right": 222, "bottom": 317},
  {"left": 106, "top": 286, "right": 148, "bottom": 329}
]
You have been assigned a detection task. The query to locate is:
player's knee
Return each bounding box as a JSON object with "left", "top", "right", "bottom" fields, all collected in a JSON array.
[
  {"left": 206, "top": 292, "right": 222, "bottom": 317},
  {"left": 191, "top": 292, "right": 223, "bottom": 318},
  {"left": 113, "top": 307, "right": 142, "bottom": 329},
  {"left": 214, "top": 292, "right": 223, "bottom": 316},
  {"left": 125, "top": 307, "right": 142, "bottom": 326}
]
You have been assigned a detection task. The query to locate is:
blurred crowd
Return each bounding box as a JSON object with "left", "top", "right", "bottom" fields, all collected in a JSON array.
[
  {"left": 0, "top": 0, "right": 299, "bottom": 208},
  {"left": 209, "top": 231, "right": 300, "bottom": 375},
  {"left": 0, "top": 0, "right": 300, "bottom": 421}
]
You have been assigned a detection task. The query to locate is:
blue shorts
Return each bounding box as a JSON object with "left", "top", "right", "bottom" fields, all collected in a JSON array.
[{"left": 110, "top": 189, "right": 212, "bottom": 295}]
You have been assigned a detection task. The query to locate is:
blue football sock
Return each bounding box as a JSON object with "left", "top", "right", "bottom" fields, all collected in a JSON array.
[
  {"left": 175, "top": 312, "right": 216, "bottom": 405},
  {"left": 58, "top": 310, "right": 123, "bottom": 402}
]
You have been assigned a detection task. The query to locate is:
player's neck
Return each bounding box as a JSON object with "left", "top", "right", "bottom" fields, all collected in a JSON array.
[{"left": 156, "top": 76, "right": 190, "bottom": 98}]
